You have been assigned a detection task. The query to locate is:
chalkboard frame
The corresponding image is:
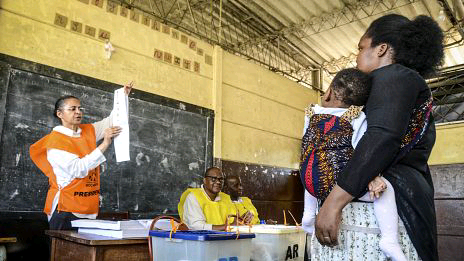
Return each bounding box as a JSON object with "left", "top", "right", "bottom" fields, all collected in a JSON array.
[
  {"left": 0, "top": 53, "right": 214, "bottom": 217},
  {"left": 0, "top": 53, "right": 214, "bottom": 118}
]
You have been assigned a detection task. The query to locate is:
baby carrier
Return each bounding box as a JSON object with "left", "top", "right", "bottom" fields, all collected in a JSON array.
[
  {"left": 299, "top": 95, "right": 434, "bottom": 203},
  {"left": 393, "top": 95, "right": 433, "bottom": 166},
  {"left": 299, "top": 105, "right": 362, "bottom": 203}
]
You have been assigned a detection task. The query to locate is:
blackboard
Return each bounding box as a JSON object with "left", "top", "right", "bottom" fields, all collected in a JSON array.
[{"left": 0, "top": 55, "right": 213, "bottom": 218}]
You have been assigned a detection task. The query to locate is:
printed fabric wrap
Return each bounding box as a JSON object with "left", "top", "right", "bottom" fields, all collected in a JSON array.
[
  {"left": 299, "top": 96, "right": 433, "bottom": 203},
  {"left": 391, "top": 95, "right": 434, "bottom": 166},
  {"left": 299, "top": 106, "right": 358, "bottom": 203}
]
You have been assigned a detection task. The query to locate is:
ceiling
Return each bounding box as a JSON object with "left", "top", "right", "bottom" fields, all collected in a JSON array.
[{"left": 119, "top": 0, "right": 464, "bottom": 90}]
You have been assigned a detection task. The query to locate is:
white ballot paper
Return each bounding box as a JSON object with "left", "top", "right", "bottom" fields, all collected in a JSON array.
[{"left": 113, "top": 88, "right": 130, "bottom": 162}]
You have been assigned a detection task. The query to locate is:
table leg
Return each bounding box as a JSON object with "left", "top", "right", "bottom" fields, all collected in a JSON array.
[
  {"left": 0, "top": 245, "right": 6, "bottom": 261},
  {"left": 50, "top": 238, "right": 57, "bottom": 261}
]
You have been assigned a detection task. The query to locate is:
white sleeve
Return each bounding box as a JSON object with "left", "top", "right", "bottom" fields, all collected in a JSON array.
[
  {"left": 182, "top": 193, "right": 213, "bottom": 230},
  {"left": 47, "top": 148, "right": 106, "bottom": 181},
  {"left": 301, "top": 190, "right": 317, "bottom": 234},
  {"left": 351, "top": 112, "right": 367, "bottom": 148},
  {"left": 303, "top": 114, "right": 310, "bottom": 136},
  {"left": 92, "top": 111, "right": 114, "bottom": 142}
]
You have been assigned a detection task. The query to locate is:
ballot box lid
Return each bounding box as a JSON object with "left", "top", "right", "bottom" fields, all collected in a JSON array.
[
  {"left": 149, "top": 230, "right": 255, "bottom": 241},
  {"left": 230, "top": 224, "right": 305, "bottom": 234}
]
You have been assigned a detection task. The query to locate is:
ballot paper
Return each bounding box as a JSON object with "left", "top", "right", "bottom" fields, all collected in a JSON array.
[
  {"left": 113, "top": 88, "right": 130, "bottom": 162},
  {"left": 71, "top": 219, "right": 153, "bottom": 230},
  {"left": 78, "top": 227, "right": 148, "bottom": 238},
  {"left": 72, "top": 219, "right": 153, "bottom": 239}
]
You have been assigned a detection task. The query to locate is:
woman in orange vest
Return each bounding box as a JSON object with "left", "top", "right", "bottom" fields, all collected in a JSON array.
[{"left": 30, "top": 83, "right": 132, "bottom": 230}]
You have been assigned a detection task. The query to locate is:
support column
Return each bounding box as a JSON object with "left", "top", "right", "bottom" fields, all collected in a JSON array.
[
  {"left": 312, "top": 68, "right": 323, "bottom": 103},
  {"left": 212, "top": 45, "right": 223, "bottom": 166}
]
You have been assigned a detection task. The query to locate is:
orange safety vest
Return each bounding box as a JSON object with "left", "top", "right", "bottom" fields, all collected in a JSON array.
[{"left": 30, "top": 124, "right": 100, "bottom": 215}]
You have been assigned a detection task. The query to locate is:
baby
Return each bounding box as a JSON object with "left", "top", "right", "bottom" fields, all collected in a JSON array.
[{"left": 300, "top": 68, "right": 406, "bottom": 261}]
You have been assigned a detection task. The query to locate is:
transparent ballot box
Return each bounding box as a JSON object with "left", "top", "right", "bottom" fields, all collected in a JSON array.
[
  {"left": 149, "top": 230, "right": 255, "bottom": 261},
  {"left": 230, "top": 225, "right": 306, "bottom": 261}
]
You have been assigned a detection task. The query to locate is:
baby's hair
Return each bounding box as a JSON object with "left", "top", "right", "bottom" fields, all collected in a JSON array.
[
  {"left": 54, "top": 95, "right": 79, "bottom": 118},
  {"left": 330, "top": 68, "right": 370, "bottom": 106}
]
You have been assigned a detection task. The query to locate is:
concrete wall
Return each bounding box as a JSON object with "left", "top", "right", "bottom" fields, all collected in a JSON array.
[
  {"left": 0, "top": 0, "right": 214, "bottom": 108},
  {"left": 429, "top": 121, "right": 464, "bottom": 261},
  {"left": 430, "top": 121, "right": 464, "bottom": 165},
  {"left": 0, "top": 0, "right": 317, "bottom": 168},
  {"left": 220, "top": 51, "right": 318, "bottom": 168}
]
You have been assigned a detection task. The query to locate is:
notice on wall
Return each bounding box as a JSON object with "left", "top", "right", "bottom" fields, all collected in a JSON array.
[{"left": 113, "top": 88, "right": 130, "bottom": 162}]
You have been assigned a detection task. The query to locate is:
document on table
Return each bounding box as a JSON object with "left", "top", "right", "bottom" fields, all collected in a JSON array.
[{"left": 113, "top": 88, "right": 130, "bottom": 162}]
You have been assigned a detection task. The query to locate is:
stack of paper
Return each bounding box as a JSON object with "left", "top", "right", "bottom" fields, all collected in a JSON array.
[{"left": 71, "top": 219, "right": 153, "bottom": 239}]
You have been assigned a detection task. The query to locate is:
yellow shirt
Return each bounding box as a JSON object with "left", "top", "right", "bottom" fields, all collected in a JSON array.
[
  {"left": 178, "top": 188, "right": 236, "bottom": 227},
  {"left": 230, "top": 196, "right": 260, "bottom": 225}
]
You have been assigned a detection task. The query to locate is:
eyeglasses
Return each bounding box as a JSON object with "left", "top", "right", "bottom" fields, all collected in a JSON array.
[
  {"left": 62, "top": 106, "right": 85, "bottom": 113},
  {"left": 205, "top": 175, "right": 224, "bottom": 183}
]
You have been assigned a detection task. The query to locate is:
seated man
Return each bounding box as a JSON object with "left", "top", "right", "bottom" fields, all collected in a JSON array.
[
  {"left": 223, "top": 175, "right": 260, "bottom": 225},
  {"left": 178, "top": 167, "right": 235, "bottom": 230}
]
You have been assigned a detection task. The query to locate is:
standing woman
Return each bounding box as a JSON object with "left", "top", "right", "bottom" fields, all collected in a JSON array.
[
  {"left": 314, "top": 14, "right": 444, "bottom": 261},
  {"left": 30, "top": 83, "right": 132, "bottom": 230}
]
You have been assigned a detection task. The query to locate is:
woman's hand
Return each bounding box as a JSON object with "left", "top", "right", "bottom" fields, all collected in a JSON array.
[
  {"left": 315, "top": 201, "right": 342, "bottom": 246},
  {"left": 124, "top": 81, "right": 134, "bottom": 96},
  {"left": 315, "top": 185, "right": 353, "bottom": 247},
  {"left": 103, "top": 126, "right": 122, "bottom": 145},
  {"left": 97, "top": 126, "right": 122, "bottom": 153}
]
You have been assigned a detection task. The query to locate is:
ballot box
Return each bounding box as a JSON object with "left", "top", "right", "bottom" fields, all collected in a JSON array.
[
  {"left": 149, "top": 230, "right": 255, "bottom": 261},
  {"left": 230, "top": 225, "right": 306, "bottom": 261}
]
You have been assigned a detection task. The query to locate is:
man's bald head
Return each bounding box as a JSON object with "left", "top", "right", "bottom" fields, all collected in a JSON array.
[{"left": 204, "top": 167, "right": 221, "bottom": 177}]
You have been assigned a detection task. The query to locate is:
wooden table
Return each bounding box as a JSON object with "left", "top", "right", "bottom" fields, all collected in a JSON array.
[{"left": 46, "top": 231, "right": 150, "bottom": 261}]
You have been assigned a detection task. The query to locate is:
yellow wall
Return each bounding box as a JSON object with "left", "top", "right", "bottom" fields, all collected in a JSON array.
[
  {"left": 429, "top": 121, "right": 464, "bottom": 165},
  {"left": 2, "top": 1, "right": 459, "bottom": 170},
  {"left": 0, "top": 0, "right": 318, "bottom": 169},
  {"left": 221, "top": 52, "right": 318, "bottom": 169},
  {"left": 0, "top": 0, "right": 213, "bottom": 108}
]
